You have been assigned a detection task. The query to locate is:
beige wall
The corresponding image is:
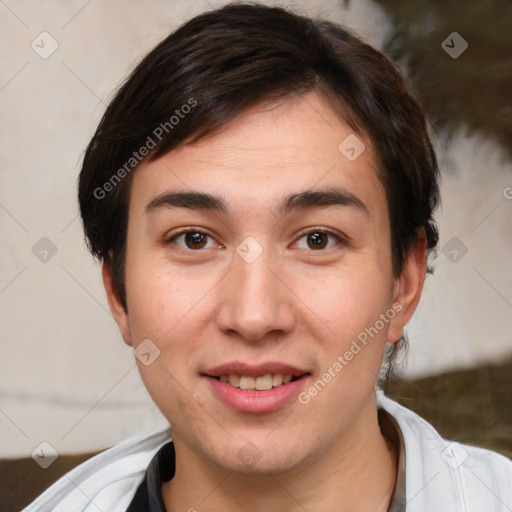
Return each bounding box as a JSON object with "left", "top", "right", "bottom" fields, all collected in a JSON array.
[{"left": 1, "top": 0, "right": 511, "bottom": 458}]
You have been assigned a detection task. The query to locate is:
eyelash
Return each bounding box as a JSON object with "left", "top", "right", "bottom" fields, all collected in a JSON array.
[{"left": 164, "top": 227, "right": 347, "bottom": 252}]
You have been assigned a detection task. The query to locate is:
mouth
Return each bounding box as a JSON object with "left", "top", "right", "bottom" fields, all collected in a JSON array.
[
  {"left": 202, "top": 362, "right": 311, "bottom": 413},
  {"left": 211, "top": 373, "right": 302, "bottom": 391}
]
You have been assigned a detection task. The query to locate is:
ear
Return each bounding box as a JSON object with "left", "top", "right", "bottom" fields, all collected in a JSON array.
[
  {"left": 387, "top": 229, "right": 427, "bottom": 343},
  {"left": 102, "top": 260, "right": 133, "bottom": 347}
]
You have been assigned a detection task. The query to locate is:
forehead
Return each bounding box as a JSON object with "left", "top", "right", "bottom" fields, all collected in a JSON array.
[{"left": 130, "top": 91, "right": 386, "bottom": 218}]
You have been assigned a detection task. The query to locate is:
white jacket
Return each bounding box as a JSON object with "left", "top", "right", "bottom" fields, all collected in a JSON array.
[{"left": 23, "top": 392, "right": 512, "bottom": 512}]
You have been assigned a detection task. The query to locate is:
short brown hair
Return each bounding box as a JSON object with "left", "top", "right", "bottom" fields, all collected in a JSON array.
[{"left": 78, "top": 2, "right": 440, "bottom": 383}]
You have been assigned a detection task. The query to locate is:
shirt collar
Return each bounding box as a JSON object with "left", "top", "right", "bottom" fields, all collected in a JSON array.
[{"left": 380, "top": 408, "right": 407, "bottom": 512}]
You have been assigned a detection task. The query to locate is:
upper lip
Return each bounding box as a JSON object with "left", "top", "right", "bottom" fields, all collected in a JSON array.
[{"left": 204, "top": 362, "right": 310, "bottom": 378}]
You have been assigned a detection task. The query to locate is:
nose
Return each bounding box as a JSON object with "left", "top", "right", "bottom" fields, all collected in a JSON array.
[{"left": 216, "top": 243, "right": 296, "bottom": 342}]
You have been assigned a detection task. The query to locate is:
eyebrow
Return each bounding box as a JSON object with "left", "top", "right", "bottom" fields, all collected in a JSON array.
[{"left": 144, "top": 187, "right": 369, "bottom": 217}]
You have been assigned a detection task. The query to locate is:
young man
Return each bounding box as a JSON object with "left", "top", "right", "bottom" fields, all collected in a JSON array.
[{"left": 24, "top": 3, "right": 511, "bottom": 511}]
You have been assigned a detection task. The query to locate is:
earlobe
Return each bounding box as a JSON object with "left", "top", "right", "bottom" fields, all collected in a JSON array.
[
  {"left": 102, "top": 261, "right": 133, "bottom": 347},
  {"left": 387, "top": 229, "right": 427, "bottom": 343}
]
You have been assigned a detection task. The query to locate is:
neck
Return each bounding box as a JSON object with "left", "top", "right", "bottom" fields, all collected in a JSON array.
[{"left": 163, "top": 400, "right": 397, "bottom": 512}]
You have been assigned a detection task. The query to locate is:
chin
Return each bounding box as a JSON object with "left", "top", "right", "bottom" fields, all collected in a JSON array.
[{"left": 210, "top": 436, "right": 308, "bottom": 476}]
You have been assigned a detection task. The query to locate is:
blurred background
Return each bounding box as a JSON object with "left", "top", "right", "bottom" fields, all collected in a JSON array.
[{"left": 1, "top": 0, "right": 511, "bottom": 509}]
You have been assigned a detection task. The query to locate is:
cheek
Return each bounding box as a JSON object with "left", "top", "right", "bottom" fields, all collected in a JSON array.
[
  {"left": 293, "top": 263, "right": 392, "bottom": 342},
  {"left": 124, "top": 259, "right": 220, "bottom": 407},
  {"left": 128, "top": 274, "right": 207, "bottom": 414},
  {"left": 296, "top": 267, "right": 394, "bottom": 417},
  {"left": 124, "top": 252, "right": 208, "bottom": 343}
]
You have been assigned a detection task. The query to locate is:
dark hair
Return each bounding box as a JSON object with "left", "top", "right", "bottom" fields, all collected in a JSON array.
[{"left": 78, "top": 2, "right": 440, "bottom": 384}]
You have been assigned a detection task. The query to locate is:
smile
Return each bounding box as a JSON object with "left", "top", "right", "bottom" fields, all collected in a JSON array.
[
  {"left": 204, "top": 362, "right": 311, "bottom": 413},
  {"left": 216, "top": 373, "right": 295, "bottom": 391}
]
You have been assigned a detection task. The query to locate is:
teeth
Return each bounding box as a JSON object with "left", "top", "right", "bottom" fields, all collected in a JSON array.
[
  {"left": 272, "top": 373, "right": 283, "bottom": 386},
  {"left": 255, "top": 374, "right": 273, "bottom": 391},
  {"left": 218, "top": 373, "right": 295, "bottom": 390},
  {"left": 239, "top": 376, "right": 255, "bottom": 390},
  {"left": 228, "top": 374, "right": 240, "bottom": 388}
]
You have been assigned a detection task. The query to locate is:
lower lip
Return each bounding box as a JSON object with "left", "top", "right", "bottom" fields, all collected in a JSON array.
[{"left": 206, "top": 375, "right": 309, "bottom": 414}]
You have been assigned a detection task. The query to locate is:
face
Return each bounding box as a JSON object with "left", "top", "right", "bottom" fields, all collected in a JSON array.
[{"left": 104, "top": 91, "right": 424, "bottom": 477}]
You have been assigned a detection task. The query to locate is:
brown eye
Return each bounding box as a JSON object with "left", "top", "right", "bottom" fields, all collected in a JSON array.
[
  {"left": 295, "top": 229, "right": 345, "bottom": 251},
  {"left": 307, "top": 232, "right": 328, "bottom": 250},
  {"left": 184, "top": 232, "right": 208, "bottom": 249},
  {"left": 167, "top": 230, "right": 217, "bottom": 250}
]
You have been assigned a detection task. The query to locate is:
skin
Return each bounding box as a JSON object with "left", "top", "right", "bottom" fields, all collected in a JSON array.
[{"left": 103, "top": 91, "right": 426, "bottom": 511}]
